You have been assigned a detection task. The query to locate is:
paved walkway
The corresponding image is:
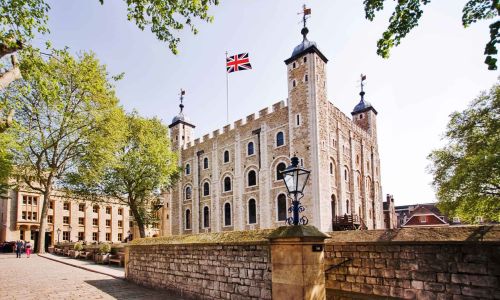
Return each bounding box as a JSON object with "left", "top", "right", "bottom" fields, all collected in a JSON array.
[
  {"left": 39, "top": 253, "right": 125, "bottom": 279},
  {"left": 0, "top": 253, "right": 184, "bottom": 299}
]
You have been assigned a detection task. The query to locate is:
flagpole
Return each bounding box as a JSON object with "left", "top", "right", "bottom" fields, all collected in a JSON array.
[{"left": 225, "top": 51, "right": 229, "bottom": 124}]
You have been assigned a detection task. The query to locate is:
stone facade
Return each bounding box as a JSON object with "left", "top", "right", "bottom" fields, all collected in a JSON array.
[
  {"left": 126, "top": 243, "right": 272, "bottom": 300},
  {"left": 167, "top": 29, "right": 384, "bottom": 236}
]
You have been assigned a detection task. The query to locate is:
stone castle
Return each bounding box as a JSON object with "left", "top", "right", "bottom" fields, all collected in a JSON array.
[{"left": 165, "top": 25, "right": 383, "bottom": 235}]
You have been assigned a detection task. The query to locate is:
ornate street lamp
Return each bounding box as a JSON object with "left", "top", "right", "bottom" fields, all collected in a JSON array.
[
  {"left": 281, "top": 156, "right": 311, "bottom": 226},
  {"left": 68, "top": 225, "right": 72, "bottom": 242},
  {"left": 56, "top": 228, "right": 61, "bottom": 245}
]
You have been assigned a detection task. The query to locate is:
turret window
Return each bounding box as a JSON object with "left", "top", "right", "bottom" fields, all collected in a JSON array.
[
  {"left": 292, "top": 80, "right": 296, "bottom": 87},
  {"left": 185, "top": 186, "right": 192, "bottom": 200},
  {"left": 248, "top": 170, "right": 257, "bottom": 187},
  {"left": 248, "top": 199, "right": 257, "bottom": 224},
  {"left": 185, "top": 209, "right": 191, "bottom": 230},
  {"left": 224, "top": 203, "right": 232, "bottom": 226},
  {"left": 276, "top": 132, "right": 285, "bottom": 147},
  {"left": 292, "top": 62, "right": 296, "bottom": 69},
  {"left": 359, "top": 114, "right": 363, "bottom": 119},
  {"left": 247, "top": 142, "right": 254, "bottom": 156},
  {"left": 203, "top": 157, "right": 209, "bottom": 169},
  {"left": 276, "top": 162, "right": 286, "bottom": 180},
  {"left": 303, "top": 57, "right": 307, "bottom": 63},
  {"left": 203, "top": 206, "right": 210, "bottom": 228},
  {"left": 223, "top": 176, "right": 232, "bottom": 192},
  {"left": 296, "top": 114, "right": 300, "bottom": 126},
  {"left": 203, "top": 182, "right": 210, "bottom": 196},
  {"left": 224, "top": 150, "right": 230, "bottom": 163},
  {"left": 304, "top": 74, "right": 308, "bottom": 82},
  {"left": 277, "top": 194, "right": 287, "bottom": 221},
  {"left": 185, "top": 164, "right": 191, "bottom": 175}
]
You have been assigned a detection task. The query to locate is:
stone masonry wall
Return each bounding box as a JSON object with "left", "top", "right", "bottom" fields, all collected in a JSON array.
[
  {"left": 324, "top": 240, "right": 500, "bottom": 299},
  {"left": 126, "top": 242, "right": 272, "bottom": 300}
]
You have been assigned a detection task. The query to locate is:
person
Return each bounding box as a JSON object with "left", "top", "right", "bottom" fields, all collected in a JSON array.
[
  {"left": 25, "top": 240, "right": 32, "bottom": 258},
  {"left": 16, "top": 240, "right": 23, "bottom": 258}
]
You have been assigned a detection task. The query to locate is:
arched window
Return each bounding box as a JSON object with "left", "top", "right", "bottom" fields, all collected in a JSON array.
[
  {"left": 276, "top": 132, "right": 284, "bottom": 147},
  {"left": 277, "top": 194, "right": 287, "bottom": 221},
  {"left": 203, "top": 206, "right": 210, "bottom": 228},
  {"left": 224, "top": 176, "right": 231, "bottom": 192},
  {"left": 185, "top": 186, "right": 192, "bottom": 200},
  {"left": 329, "top": 162, "right": 333, "bottom": 175},
  {"left": 331, "top": 195, "right": 336, "bottom": 217},
  {"left": 305, "top": 74, "right": 308, "bottom": 82},
  {"left": 203, "top": 182, "right": 210, "bottom": 196},
  {"left": 185, "top": 164, "right": 191, "bottom": 175},
  {"left": 203, "top": 157, "right": 209, "bottom": 169},
  {"left": 276, "top": 162, "right": 286, "bottom": 180},
  {"left": 248, "top": 170, "right": 257, "bottom": 186},
  {"left": 247, "top": 142, "right": 254, "bottom": 156},
  {"left": 344, "top": 168, "right": 349, "bottom": 181},
  {"left": 224, "top": 203, "right": 231, "bottom": 226},
  {"left": 248, "top": 199, "right": 257, "bottom": 224},
  {"left": 185, "top": 209, "right": 191, "bottom": 230},
  {"left": 292, "top": 80, "right": 296, "bottom": 87},
  {"left": 346, "top": 200, "right": 350, "bottom": 214},
  {"left": 224, "top": 150, "right": 230, "bottom": 163},
  {"left": 303, "top": 56, "right": 307, "bottom": 63}
]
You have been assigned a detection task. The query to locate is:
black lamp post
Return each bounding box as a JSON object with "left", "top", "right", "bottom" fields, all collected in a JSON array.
[
  {"left": 68, "top": 225, "right": 72, "bottom": 242},
  {"left": 280, "top": 156, "right": 311, "bottom": 226},
  {"left": 56, "top": 228, "right": 61, "bottom": 245}
]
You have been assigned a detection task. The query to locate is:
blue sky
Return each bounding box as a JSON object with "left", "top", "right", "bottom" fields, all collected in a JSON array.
[{"left": 36, "top": 0, "right": 498, "bottom": 206}]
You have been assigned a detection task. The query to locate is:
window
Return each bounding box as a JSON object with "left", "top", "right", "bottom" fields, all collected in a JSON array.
[
  {"left": 296, "top": 114, "right": 300, "bottom": 126},
  {"left": 346, "top": 200, "right": 349, "bottom": 214},
  {"left": 248, "top": 199, "right": 257, "bottom": 224},
  {"left": 292, "top": 80, "right": 296, "bottom": 87},
  {"left": 49, "top": 201, "right": 54, "bottom": 209},
  {"left": 224, "top": 203, "right": 232, "bottom": 226},
  {"left": 93, "top": 205, "right": 99, "bottom": 213},
  {"left": 304, "top": 74, "right": 308, "bottom": 82},
  {"left": 303, "top": 56, "right": 307, "bottom": 63},
  {"left": 247, "top": 142, "right": 254, "bottom": 156},
  {"left": 47, "top": 215, "right": 53, "bottom": 223},
  {"left": 129, "top": 221, "right": 133, "bottom": 228},
  {"left": 276, "top": 132, "right": 284, "bottom": 147},
  {"left": 20, "top": 230, "right": 24, "bottom": 240},
  {"left": 106, "top": 233, "right": 111, "bottom": 241},
  {"left": 419, "top": 216, "right": 427, "bottom": 223},
  {"left": 106, "top": 207, "right": 111, "bottom": 214},
  {"left": 329, "top": 163, "right": 334, "bottom": 175},
  {"left": 92, "top": 232, "right": 98, "bottom": 241},
  {"left": 185, "top": 163, "right": 191, "bottom": 175},
  {"left": 276, "top": 162, "right": 286, "bottom": 180},
  {"left": 359, "top": 114, "right": 363, "bottom": 119},
  {"left": 118, "top": 233, "right": 123, "bottom": 241},
  {"left": 27, "top": 212, "right": 32, "bottom": 220},
  {"left": 79, "top": 203, "right": 85, "bottom": 212},
  {"left": 78, "top": 232, "right": 84, "bottom": 241},
  {"left": 248, "top": 170, "right": 257, "bottom": 186},
  {"left": 106, "top": 219, "right": 111, "bottom": 227},
  {"left": 22, "top": 196, "right": 27, "bottom": 204},
  {"left": 185, "top": 186, "right": 192, "bottom": 200},
  {"left": 93, "top": 218, "right": 98, "bottom": 226},
  {"left": 78, "top": 217, "right": 84, "bottom": 225},
  {"left": 63, "top": 231, "right": 70, "bottom": 241},
  {"left": 63, "top": 202, "right": 70, "bottom": 210},
  {"left": 203, "top": 182, "right": 210, "bottom": 196},
  {"left": 32, "top": 198, "right": 37, "bottom": 205},
  {"left": 203, "top": 206, "right": 210, "bottom": 228},
  {"left": 118, "top": 220, "right": 123, "bottom": 228},
  {"left": 344, "top": 169, "right": 348, "bottom": 181},
  {"left": 224, "top": 150, "right": 230, "bottom": 163},
  {"left": 204, "top": 157, "right": 209, "bottom": 169},
  {"left": 277, "top": 194, "right": 287, "bottom": 221},
  {"left": 185, "top": 209, "right": 191, "bottom": 230},
  {"left": 32, "top": 212, "right": 37, "bottom": 220},
  {"left": 118, "top": 208, "right": 123, "bottom": 216},
  {"left": 22, "top": 212, "right": 26, "bottom": 220},
  {"left": 63, "top": 216, "right": 70, "bottom": 224},
  {"left": 292, "top": 62, "right": 296, "bottom": 68},
  {"left": 224, "top": 176, "right": 231, "bottom": 192},
  {"left": 331, "top": 195, "right": 337, "bottom": 216}
]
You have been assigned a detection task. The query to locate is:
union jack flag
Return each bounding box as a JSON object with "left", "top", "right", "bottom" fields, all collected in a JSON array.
[{"left": 226, "top": 53, "right": 252, "bottom": 73}]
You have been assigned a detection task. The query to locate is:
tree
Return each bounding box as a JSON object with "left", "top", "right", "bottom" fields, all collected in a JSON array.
[
  {"left": 0, "top": 48, "right": 125, "bottom": 252},
  {"left": 364, "top": 0, "right": 500, "bottom": 70},
  {"left": 428, "top": 80, "right": 500, "bottom": 223},
  {"left": 68, "top": 112, "right": 179, "bottom": 238}
]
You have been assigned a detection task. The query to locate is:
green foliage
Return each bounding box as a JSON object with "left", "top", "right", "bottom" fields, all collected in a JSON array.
[
  {"left": 69, "top": 112, "right": 179, "bottom": 238},
  {"left": 0, "top": 0, "right": 50, "bottom": 48},
  {"left": 428, "top": 80, "right": 500, "bottom": 223},
  {"left": 74, "top": 242, "right": 83, "bottom": 251},
  {"left": 364, "top": 0, "right": 499, "bottom": 70},
  {"left": 98, "top": 243, "right": 111, "bottom": 254}
]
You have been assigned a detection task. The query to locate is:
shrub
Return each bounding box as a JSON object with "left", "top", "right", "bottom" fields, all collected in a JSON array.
[
  {"left": 73, "top": 242, "right": 83, "bottom": 251},
  {"left": 99, "top": 243, "right": 111, "bottom": 254}
]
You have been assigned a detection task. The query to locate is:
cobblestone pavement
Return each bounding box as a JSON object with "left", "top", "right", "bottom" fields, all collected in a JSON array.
[{"left": 0, "top": 253, "right": 183, "bottom": 299}]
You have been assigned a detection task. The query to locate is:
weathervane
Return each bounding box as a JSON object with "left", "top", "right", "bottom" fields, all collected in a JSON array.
[
  {"left": 360, "top": 74, "right": 367, "bottom": 100},
  {"left": 179, "top": 89, "right": 185, "bottom": 113},
  {"left": 298, "top": 4, "right": 311, "bottom": 41}
]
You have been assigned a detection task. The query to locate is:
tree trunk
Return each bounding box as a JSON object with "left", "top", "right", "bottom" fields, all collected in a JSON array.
[
  {"left": 36, "top": 187, "right": 51, "bottom": 254},
  {"left": 137, "top": 218, "right": 146, "bottom": 238}
]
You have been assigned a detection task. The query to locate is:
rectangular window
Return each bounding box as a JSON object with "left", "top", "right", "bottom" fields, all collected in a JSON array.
[
  {"left": 63, "top": 202, "right": 70, "bottom": 210},
  {"left": 93, "top": 206, "right": 99, "bottom": 213},
  {"left": 296, "top": 114, "right": 300, "bottom": 126},
  {"left": 78, "top": 232, "right": 84, "bottom": 241},
  {"left": 63, "top": 231, "right": 70, "bottom": 241},
  {"left": 92, "top": 218, "right": 98, "bottom": 226},
  {"left": 22, "top": 196, "right": 27, "bottom": 204},
  {"left": 105, "top": 233, "right": 111, "bottom": 241},
  {"left": 106, "top": 207, "right": 111, "bottom": 214},
  {"left": 32, "top": 198, "right": 37, "bottom": 206},
  {"left": 28, "top": 212, "right": 32, "bottom": 220},
  {"left": 47, "top": 215, "right": 53, "bottom": 223},
  {"left": 118, "top": 208, "right": 123, "bottom": 216},
  {"left": 129, "top": 221, "right": 133, "bottom": 228},
  {"left": 129, "top": 210, "right": 133, "bottom": 216},
  {"left": 78, "top": 217, "right": 84, "bottom": 225},
  {"left": 79, "top": 203, "right": 85, "bottom": 212},
  {"left": 22, "top": 212, "right": 26, "bottom": 220},
  {"left": 20, "top": 230, "right": 24, "bottom": 240},
  {"left": 63, "top": 216, "right": 70, "bottom": 224},
  {"left": 32, "top": 212, "right": 37, "bottom": 220},
  {"left": 92, "top": 232, "right": 98, "bottom": 241},
  {"left": 48, "top": 201, "right": 53, "bottom": 209},
  {"left": 118, "top": 220, "right": 123, "bottom": 228},
  {"left": 106, "top": 219, "right": 111, "bottom": 227},
  {"left": 118, "top": 233, "right": 123, "bottom": 241}
]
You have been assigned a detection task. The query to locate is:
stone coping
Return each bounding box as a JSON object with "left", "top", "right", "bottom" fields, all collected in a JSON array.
[
  {"left": 325, "top": 225, "right": 500, "bottom": 243},
  {"left": 267, "top": 225, "right": 329, "bottom": 240},
  {"left": 130, "top": 229, "right": 274, "bottom": 246}
]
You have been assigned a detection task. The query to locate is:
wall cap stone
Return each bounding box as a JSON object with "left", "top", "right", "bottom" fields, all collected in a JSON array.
[{"left": 268, "top": 225, "right": 330, "bottom": 241}]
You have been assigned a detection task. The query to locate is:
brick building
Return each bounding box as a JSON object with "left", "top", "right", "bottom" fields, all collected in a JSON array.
[{"left": 166, "top": 24, "right": 384, "bottom": 235}]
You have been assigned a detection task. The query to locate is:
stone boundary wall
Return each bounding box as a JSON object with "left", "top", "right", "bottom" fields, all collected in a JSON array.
[
  {"left": 126, "top": 242, "right": 272, "bottom": 300},
  {"left": 324, "top": 240, "right": 500, "bottom": 299}
]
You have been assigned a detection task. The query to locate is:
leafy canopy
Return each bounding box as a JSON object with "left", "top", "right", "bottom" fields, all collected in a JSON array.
[
  {"left": 364, "top": 0, "right": 500, "bottom": 70},
  {"left": 428, "top": 79, "right": 500, "bottom": 223}
]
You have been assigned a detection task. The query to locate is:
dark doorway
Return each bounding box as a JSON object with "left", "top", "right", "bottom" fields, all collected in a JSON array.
[
  {"left": 31, "top": 231, "right": 39, "bottom": 253},
  {"left": 45, "top": 232, "right": 52, "bottom": 252}
]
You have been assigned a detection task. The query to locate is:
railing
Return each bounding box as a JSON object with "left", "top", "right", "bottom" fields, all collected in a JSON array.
[{"left": 332, "top": 214, "right": 363, "bottom": 231}]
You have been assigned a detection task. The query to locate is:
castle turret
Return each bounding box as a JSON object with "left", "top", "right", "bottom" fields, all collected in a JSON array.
[
  {"left": 169, "top": 89, "right": 195, "bottom": 151},
  {"left": 352, "top": 75, "right": 377, "bottom": 138}
]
